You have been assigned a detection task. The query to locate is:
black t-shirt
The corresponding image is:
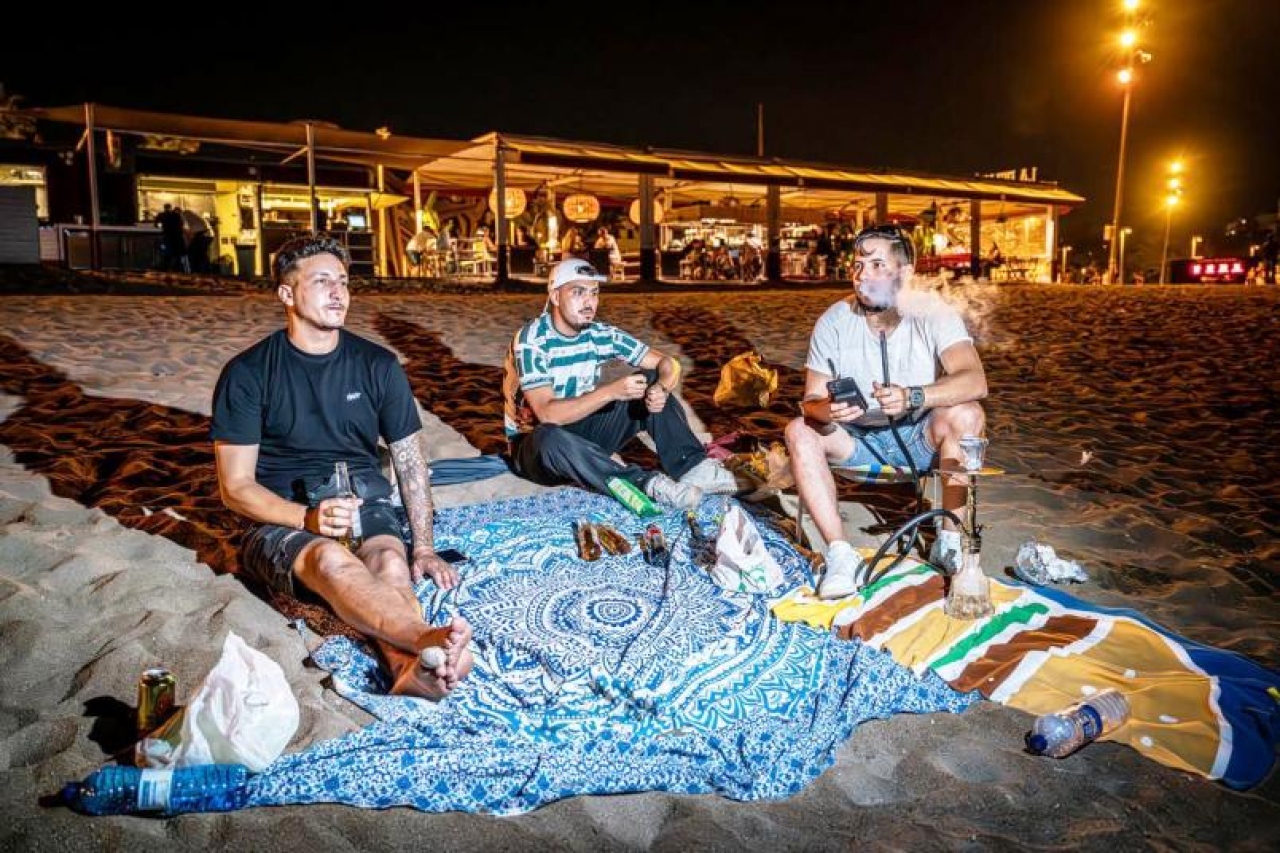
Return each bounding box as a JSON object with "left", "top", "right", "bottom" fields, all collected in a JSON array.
[{"left": 211, "top": 329, "right": 421, "bottom": 502}]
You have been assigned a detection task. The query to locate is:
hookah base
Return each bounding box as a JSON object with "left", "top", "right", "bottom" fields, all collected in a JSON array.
[{"left": 944, "top": 592, "right": 995, "bottom": 620}]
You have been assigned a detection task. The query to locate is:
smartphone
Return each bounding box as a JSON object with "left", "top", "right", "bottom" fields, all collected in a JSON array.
[
  {"left": 435, "top": 548, "right": 468, "bottom": 564},
  {"left": 827, "top": 376, "right": 869, "bottom": 409}
]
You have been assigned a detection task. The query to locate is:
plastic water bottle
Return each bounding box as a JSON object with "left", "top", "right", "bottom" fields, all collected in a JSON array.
[
  {"left": 1025, "top": 690, "right": 1130, "bottom": 758},
  {"left": 59, "top": 764, "right": 250, "bottom": 816}
]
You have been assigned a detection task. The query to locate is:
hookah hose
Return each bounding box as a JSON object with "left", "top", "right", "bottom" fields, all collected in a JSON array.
[
  {"left": 862, "top": 507, "right": 963, "bottom": 588},
  {"left": 850, "top": 330, "right": 929, "bottom": 584},
  {"left": 879, "top": 330, "right": 922, "bottom": 499}
]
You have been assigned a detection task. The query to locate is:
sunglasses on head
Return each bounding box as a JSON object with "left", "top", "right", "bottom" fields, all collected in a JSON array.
[{"left": 854, "top": 224, "right": 916, "bottom": 264}]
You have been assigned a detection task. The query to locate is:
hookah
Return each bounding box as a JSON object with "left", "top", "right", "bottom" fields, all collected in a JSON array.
[{"left": 847, "top": 332, "right": 995, "bottom": 620}]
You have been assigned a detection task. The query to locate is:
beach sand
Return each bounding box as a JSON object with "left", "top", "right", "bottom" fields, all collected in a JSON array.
[{"left": 0, "top": 275, "right": 1276, "bottom": 850}]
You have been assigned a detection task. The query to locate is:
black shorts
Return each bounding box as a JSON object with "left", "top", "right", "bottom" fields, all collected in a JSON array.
[{"left": 239, "top": 498, "right": 410, "bottom": 598}]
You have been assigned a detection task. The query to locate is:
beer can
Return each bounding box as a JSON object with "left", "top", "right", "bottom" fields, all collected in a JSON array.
[{"left": 137, "top": 668, "right": 177, "bottom": 736}]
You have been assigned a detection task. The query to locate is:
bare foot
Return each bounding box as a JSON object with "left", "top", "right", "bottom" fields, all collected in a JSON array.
[
  {"left": 389, "top": 660, "right": 452, "bottom": 699},
  {"left": 390, "top": 617, "right": 474, "bottom": 698}
]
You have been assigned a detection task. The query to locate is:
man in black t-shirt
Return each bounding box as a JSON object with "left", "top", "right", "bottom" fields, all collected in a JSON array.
[{"left": 211, "top": 234, "right": 472, "bottom": 700}]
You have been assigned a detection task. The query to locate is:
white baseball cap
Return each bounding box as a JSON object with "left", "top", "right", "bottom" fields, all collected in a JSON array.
[{"left": 548, "top": 259, "right": 607, "bottom": 294}]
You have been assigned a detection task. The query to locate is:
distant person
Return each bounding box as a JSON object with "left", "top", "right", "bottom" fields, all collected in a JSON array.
[
  {"left": 503, "top": 259, "right": 739, "bottom": 511},
  {"left": 211, "top": 234, "right": 472, "bottom": 699},
  {"left": 740, "top": 234, "right": 764, "bottom": 282},
  {"left": 817, "top": 226, "right": 838, "bottom": 279},
  {"left": 982, "top": 242, "right": 1003, "bottom": 280},
  {"left": 594, "top": 226, "right": 623, "bottom": 274},
  {"left": 560, "top": 227, "right": 586, "bottom": 260},
  {"left": 476, "top": 226, "right": 496, "bottom": 259},
  {"left": 406, "top": 225, "right": 437, "bottom": 275},
  {"left": 181, "top": 209, "right": 213, "bottom": 273},
  {"left": 155, "top": 203, "right": 185, "bottom": 271},
  {"left": 515, "top": 225, "right": 538, "bottom": 250},
  {"left": 784, "top": 224, "right": 988, "bottom": 599},
  {"left": 437, "top": 221, "right": 457, "bottom": 274}
]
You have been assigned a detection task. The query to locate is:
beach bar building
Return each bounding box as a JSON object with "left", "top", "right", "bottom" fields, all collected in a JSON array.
[{"left": 0, "top": 104, "right": 1084, "bottom": 283}]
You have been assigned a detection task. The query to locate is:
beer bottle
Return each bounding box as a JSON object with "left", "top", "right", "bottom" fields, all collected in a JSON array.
[{"left": 334, "top": 462, "right": 364, "bottom": 551}]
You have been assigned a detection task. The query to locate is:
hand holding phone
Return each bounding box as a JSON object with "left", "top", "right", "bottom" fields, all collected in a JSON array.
[{"left": 826, "top": 376, "right": 868, "bottom": 410}]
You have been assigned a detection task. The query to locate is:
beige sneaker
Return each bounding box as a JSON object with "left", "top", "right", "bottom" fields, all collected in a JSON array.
[
  {"left": 678, "top": 458, "right": 740, "bottom": 495},
  {"left": 645, "top": 473, "right": 704, "bottom": 511}
]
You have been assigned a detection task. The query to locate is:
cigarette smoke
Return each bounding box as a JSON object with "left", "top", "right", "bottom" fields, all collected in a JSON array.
[{"left": 895, "top": 271, "right": 1000, "bottom": 341}]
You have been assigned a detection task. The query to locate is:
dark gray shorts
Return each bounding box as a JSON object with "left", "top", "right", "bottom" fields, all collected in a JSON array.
[{"left": 240, "top": 498, "right": 410, "bottom": 597}]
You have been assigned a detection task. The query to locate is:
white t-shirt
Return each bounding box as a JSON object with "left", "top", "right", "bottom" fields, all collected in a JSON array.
[{"left": 805, "top": 299, "right": 972, "bottom": 426}]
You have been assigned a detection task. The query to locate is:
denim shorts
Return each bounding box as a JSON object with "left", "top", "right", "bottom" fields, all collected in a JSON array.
[
  {"left": 239, "top": 498, "right": 410, "bottom": 598},
  {"left": 836, "top": 413, "right": 937, "bottom": 471}
]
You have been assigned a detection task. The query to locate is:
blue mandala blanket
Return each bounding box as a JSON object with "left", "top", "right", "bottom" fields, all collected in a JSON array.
[{"left": 247, "top": 490, "right": 973, "bottom": 814}]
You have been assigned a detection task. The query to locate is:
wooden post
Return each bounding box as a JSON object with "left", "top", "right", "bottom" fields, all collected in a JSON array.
[
  {"left": 83, "top": 103, "right": 101, "bottom": 270},
  {"left": 494, "top": 141, "right": 508, "bottom": 283},
  {"left": 766, "top": 184, "right": 782, "bottom": 281},
  {"left": 639, "top": 174, "right": 655, "bottom": 280},
  {"left": 376, "top": 164, "right": 388, "bottom": 277},
  {"left": 305, "top": 122, "right": 318, "bottom": 233},
  {"left": 969, "top": 199, "right": 983, "bottom": 280}
]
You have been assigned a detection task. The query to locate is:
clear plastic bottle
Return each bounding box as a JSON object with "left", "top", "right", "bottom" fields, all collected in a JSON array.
[
  {"left": 59, "top": 764, "right": 250, "bottom": 816},
  {"left": 1025, "top": 689, "right": 1130, "bottom": 758},
  {"left": 334, "top": 461, "right": 363, "bottom": 551}
]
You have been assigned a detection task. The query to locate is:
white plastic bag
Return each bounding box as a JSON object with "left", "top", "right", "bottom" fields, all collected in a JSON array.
[
  {"left": 708, "top": 505, "right": 785, "bottom": 594},
  {"left": 142, "top": 631, "right": 299, "bottom": 772}
]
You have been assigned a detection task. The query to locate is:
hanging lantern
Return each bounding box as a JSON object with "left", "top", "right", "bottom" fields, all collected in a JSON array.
[
  {"left": 487, "top": 187, "right": 528, "bottom": 218},
  {"left": 627, "top": 199, "right": 664, "bottom": 226},
  {"left": 563, "top": 193, "right": 600, "bottom": 223}
]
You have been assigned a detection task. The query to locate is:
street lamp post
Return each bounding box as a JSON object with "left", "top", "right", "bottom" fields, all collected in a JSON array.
[
  {"left": 1106, "top": 70, "right": 1134, "bottom": 285},
  {"left": 1119, "top": 227, "right": 1133, "bottom": 284},
  {"left": 1105, "top": 1, "right": 1152, "bottom": 285},
  {"left": 1060, "top": 244, "right": 1072, "bottom": 282},
  {"left": 1160, "top": 160, "right": 1184, "bottom": 283}
]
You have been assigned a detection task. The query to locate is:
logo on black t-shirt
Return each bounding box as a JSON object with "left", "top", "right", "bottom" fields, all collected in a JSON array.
[{"left": 346, "top": 392, "right": 362, "bottom": 401}]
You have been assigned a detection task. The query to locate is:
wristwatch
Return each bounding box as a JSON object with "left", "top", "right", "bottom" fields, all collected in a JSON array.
[{"left": 907, "top": 386, "right": 926, "bottom": 412}]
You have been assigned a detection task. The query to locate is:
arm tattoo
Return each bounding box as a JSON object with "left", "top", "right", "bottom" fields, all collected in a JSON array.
[{"left": 390, "top": 431, "right": 433, "bottom": 553}]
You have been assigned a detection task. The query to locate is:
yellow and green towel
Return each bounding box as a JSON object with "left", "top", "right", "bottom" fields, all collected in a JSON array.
[{"left": 773, "top": 557, "right": 1280, "bottom": 789}]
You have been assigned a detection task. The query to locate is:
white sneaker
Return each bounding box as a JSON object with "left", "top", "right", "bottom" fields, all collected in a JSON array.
[
  {"left": 645, "top": 473, "right": 704, "bottom": 511},
  {"left": 678, "top": 458, "right": 740, "bottom": 495},
  {"left": 818, "top": 541, "right": 867, "bottom": 599},
  {"left": 929, "top": 529, "right": 963, "bottom": 575}
]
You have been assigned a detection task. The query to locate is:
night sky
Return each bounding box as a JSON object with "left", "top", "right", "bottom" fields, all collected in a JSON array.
[{"left": 5, "top": 2, "right": 1278, "bottom": 261}]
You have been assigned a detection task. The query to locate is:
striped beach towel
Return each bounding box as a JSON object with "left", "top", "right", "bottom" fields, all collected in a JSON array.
[{"left": 771, "top": 557, "right": 1280, "bottom": 789}]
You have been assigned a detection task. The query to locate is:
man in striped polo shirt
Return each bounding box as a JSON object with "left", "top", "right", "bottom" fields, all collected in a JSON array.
[{"left": 503, "top": 259, "right": 737, "bottom": 509}]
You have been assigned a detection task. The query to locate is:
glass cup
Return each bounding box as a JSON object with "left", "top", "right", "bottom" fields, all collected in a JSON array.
[{"left": 958, "top": 435, "right": 989, "bottom": 472}]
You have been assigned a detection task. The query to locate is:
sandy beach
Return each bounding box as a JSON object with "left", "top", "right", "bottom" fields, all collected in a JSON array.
[{"left": 0, "top": 274, "right": 1276, "bottom": 850}]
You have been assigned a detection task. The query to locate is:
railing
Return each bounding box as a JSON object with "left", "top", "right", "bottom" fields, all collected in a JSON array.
[{"left": 48, "top": 225, "right": 165, "bottom": 271}]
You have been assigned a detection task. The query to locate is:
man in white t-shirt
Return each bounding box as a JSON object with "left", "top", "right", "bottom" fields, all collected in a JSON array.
[{"left": 784, "top": 224, "right": 988, "bottom": 598}]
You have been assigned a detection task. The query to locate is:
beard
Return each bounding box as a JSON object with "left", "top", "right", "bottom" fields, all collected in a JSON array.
[{"left": 855, "top": 275, "right": 901, "bottom": 311}]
